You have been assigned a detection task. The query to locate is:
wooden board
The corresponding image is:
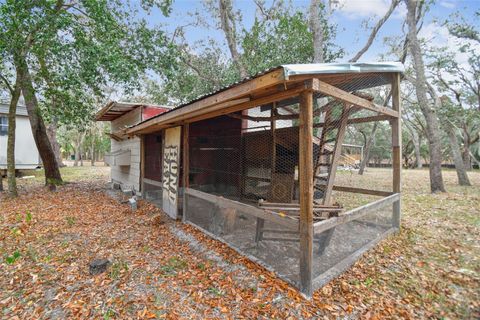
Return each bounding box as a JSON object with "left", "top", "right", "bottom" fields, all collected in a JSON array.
[
  {"left": 298, "top": 90, "right": 314, "bottom": 297},
  {"left": 162, "top": 126, "right": 181, "bottom": 219},
  {"left": 391, "top": 73, "right": 402, "bottom": 228},
  {"left": 312, "top": 79, "right": 399, "bottom": 118}
]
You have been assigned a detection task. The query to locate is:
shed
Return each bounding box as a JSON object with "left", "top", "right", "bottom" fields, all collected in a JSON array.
[
  {"left": 0, "top": 103, "right": 41, "bottom": 170},
  {"left": 95, "top": 101, "right": 171, "bottom": 194},
  {"left": 127, "top": 62, "right": 403, "bottom": 297}
]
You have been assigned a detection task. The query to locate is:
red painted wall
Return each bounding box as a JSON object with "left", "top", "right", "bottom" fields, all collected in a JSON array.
[{"left": 142, "top": 106, "right": 170, "bottom": 121}]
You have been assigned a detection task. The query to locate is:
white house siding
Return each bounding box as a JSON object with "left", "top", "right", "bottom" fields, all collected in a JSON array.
[
  {"left": 110, "top": 108, "right": 142, "bottom": 194},
  {"left": 247, "top": 106, "right": 293, "bottom": 131},
  {"left": 0, "top": 105, "right": 41, "bottom": 169}
]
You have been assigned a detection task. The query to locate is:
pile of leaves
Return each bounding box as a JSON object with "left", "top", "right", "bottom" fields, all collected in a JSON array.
[{"left": 0, "top": 167, "right": 478, "bottom": 319}]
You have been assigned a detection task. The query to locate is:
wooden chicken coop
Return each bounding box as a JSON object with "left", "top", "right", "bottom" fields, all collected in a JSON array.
[{"left": 127, "top": 63, "right": 403, "bottom": 297}]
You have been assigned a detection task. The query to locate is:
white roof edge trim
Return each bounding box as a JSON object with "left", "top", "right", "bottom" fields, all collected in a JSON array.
[{"left": 281, "top": 62, "right": 405, "bottom": 80}]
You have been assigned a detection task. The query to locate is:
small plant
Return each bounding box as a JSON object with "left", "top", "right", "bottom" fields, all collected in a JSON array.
[
  {"left": 103, "top": 308, "right": 116, "bottom": 320},
  {"left": 110, "top": 261, "right": 129, "bottom": 279},
  {"left": 197, "top": 262, "right": 206, "bottom": 271},
  {"left": 364, "top": 277, "right": 374, "bottom": 286},
  {"left": 65, "top": 216, "right": 76, "bottom": 227},
  {"left": 208, "top": 286, "right": 224, "bottom": 296},
  {"left": 160, "top": 257, "right": 187, "bottom": 276},
  {"left": 25, "top": 211, "right": 33, "bottom": 223},
  {"left": 5, "top": 251, "right": 21, "bottom": 265},
  {"left": 10, "top": 227, "right": 22, "bottom": 236}
]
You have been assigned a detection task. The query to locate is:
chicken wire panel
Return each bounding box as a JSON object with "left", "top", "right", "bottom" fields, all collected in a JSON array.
[
  {"left": 312, "top": 202, "right": 394, "bottom": 285},
  {"left": 184, "top": 192, "right": 301, "bottom": 287},
  {"left": 143, "top": 182, "right": 163, "bottom": 208},
  {"left": 333, "top": 119, "right": 394, "bottom": 194},
  {"left": 188, "top": 104, "right": 301, "bottom": 205}
]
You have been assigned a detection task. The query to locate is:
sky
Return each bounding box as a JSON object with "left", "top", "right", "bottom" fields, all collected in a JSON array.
[{"left": 135, "top": 0, "right": 480, "bottom": 63}]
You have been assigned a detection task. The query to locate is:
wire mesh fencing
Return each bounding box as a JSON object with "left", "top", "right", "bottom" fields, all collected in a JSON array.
[{"left": 181, "top": 78, "right": 398, "bottom": 292}]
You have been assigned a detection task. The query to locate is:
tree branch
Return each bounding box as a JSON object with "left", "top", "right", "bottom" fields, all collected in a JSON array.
[
  {"left": 0, "top": 72, "right": 14, "bottom": 94},
  {"left": 350, "top": 0, "right": 399, "bottom": 62}
]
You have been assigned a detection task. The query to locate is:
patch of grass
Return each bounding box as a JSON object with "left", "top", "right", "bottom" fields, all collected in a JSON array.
[
  {"left": 5, "top": 250, "right": 21, "bottom": 265},
  {"left": 25, "top": 211, "right": 33, "bottom": 223},
  {"left": 10, "top": 227, "right": 22, "bottom": 236},
  {"left": 160, "top": 257, "right": 187, "bottom": 276},
  {"left": 110, "top": 260, "right": 129, "bottom": 279},
  {"left": 42, "top": 251, "right": 53, "bottom": 263},
  {"left": 46, "top": 178, "right": 64, "bottom": 186},
  {"left": 103, "top": 308, "right": 116, "bottom": 320},
  {"left": 65, "top": 216, "right": 76, "bottom": 227},
  {"left": 363, "top": 277, "right": 374, "bottom": 287},
  {"left": 208, "top": 286, "right": 224, "bottom": 296}
]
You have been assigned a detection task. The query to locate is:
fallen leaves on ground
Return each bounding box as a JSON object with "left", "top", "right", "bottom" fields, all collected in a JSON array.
[{"left": 0, "top": 166, "right": 479, "bottom": 319}]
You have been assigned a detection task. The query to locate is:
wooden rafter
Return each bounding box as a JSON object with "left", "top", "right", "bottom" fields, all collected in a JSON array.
[{"left": 312, "top": 79, "right": 399, "bottom": 118}]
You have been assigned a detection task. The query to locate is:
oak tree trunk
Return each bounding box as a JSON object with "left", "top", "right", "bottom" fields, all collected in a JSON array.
[
  {"left": 446, "top": 126, "right": 471, "bottom": 186},
  {"left": 16, "top": 56, "right": 62, "bottom": 186},
  {"left": 47, "top": 122, "right": 65, "bottom": 167},
  {"left": 91, "top": 139, "right": 95, "bottom": 166},
  {"left": 358, "top": 123, "right": 377, "bottom": 175},
  {"left": 412, "top": 132, "right": 422, "bottom": 169},
  {"left": 461, "top": 129, "right": 472, "bottom": 170},
  {"left": 74, "top": 146, "right": 79, "bottom": 167},
  {"left": 406, "top": 0, "right": 445, "bottom": 192},
  {"left": 80, "top": 143, "right": 84, "bottom": 166},
  {"left": 7, "top": 75, "right": 22, "bottom": 197}
]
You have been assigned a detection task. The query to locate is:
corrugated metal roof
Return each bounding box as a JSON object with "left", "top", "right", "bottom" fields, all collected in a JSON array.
[
  {"left": 281, "top": 62, "right": 404, "bottom": 78},
  {"left": 96, "top": 101, "right": 173, "bottom": 121},
  {"left": 128, "top": 62, "right": 404, "bottom": 132}
]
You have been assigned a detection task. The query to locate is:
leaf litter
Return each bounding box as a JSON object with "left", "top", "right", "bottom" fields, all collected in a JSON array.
[{"left": 0, "top": 166, "right": 478, "bottom": 319}]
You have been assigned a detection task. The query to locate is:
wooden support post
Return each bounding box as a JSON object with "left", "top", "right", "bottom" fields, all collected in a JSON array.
[
  {"left": 299, "top": 90, "right": 314, "bottom": 297},
  {"left": 391, "top": 73, "right": 402, "bottom": 229},
  {"left": 182, "top": 124, "right": 189, "bottom": 223}
]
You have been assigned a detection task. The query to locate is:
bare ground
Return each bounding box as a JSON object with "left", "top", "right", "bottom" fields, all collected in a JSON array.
[{"left": 0, "top": 166, "right": 479, "bottom": 319}]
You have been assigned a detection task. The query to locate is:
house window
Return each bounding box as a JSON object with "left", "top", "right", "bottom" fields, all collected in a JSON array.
[{"left": 0, "top": 116, "right": 7, "bottom": 136}]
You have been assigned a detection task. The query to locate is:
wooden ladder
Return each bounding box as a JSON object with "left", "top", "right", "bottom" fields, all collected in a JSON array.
[{"left": 313, "top": 103, "right": 352, "bottom": 254}]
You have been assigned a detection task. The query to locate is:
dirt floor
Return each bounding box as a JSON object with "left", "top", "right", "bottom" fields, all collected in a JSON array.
[{"left": 0, "top": 166, "right": 479, "bottom": 319}]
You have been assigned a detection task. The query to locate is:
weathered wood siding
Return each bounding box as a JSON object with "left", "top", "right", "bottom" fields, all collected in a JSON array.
[{"left": 110, "top": 108, "right": 142, "bottom": 193}]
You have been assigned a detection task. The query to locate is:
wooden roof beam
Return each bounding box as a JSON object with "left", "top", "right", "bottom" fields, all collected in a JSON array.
[
  {"left": 312, "top": 79, "right": 399, "bottom": 118},
  {"left": 127, "top": 78, "right": 318, "bottom": 134}
]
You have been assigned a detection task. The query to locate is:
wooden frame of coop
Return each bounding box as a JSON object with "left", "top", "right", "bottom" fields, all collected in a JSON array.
[{"left": 127, "top": 63, "right": 403, "bottom": 297}]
